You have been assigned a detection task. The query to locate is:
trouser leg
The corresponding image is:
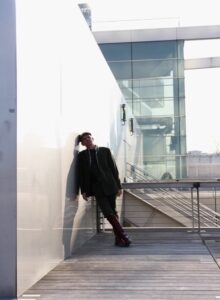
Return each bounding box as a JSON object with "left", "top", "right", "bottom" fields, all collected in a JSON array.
[
  {"left": 95, "top": 193, "right": 131, "bottom": 246},
  {"left": 95, "top": 194, "right": 117, "bottom": 218},
  {"left": 107, "top": 214, "right": 131, "bottom": 247}
]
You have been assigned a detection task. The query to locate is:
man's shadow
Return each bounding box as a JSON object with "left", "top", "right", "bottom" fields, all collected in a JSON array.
[{"left": 62, "top": 136, "right": 80, "bottom": 258}]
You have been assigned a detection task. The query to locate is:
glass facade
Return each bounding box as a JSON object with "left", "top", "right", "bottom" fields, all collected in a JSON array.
[{"left": 99, "top": 41, "right": 187, "bottom": 179}]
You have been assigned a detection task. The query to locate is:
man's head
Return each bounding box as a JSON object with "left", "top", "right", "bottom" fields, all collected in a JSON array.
[{"left": 78, "top": 132, "right": 94, "bottom": 148}]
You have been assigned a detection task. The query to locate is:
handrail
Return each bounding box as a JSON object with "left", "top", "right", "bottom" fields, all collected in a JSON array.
[{"left": 123, "top": 163, "right": 220, "bottom": 228}]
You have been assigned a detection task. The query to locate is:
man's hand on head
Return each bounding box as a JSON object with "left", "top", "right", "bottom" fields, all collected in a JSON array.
[{"left": 82, "top": 193, "right": 88, "bottom": 201}]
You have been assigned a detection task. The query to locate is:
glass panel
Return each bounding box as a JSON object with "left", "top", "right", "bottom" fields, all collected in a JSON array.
[
  {"left": 133, "top": 77, "right": 173, "bottom": 87},
  {"left": 143, "top": 135, "right": 167, "bottom": 157},
  {"left": 176, "top": 78, "right": 185, "bottom": 98},
  {"left": 118, "top": 79, "right": 132, "bottom": 88},
  {"left": 177, "top": 40, "right": 184, "bottom": 59},
  {"left": 177, "top": 59, "right": 185, "bottom": 75},
  {"left": 133, "top": 85, "right": 174, "bottom": 99},
  {"left": 118, "top": 79, "right": 133, "bottom": 99},
  {"left": 132, "top": 98, "right": 175, "bottom": 116},
  {"left": 132, "top": 77, "right": 174, "bottom": 106},
  {"left": 100, "top": 40, "right": 187, "bottom": 182},
  {"left": 139, "top": 101, "right": 153, "bottom": 116},
  {"left": 136, "top": 116, "right": 174, "bottom": 134},
  {"left": 99, "top": 43, "right": 131, "bottom": 61},
  {"left": 179, "top": 97, "right": 185, "bottom": 116},
  {"left": 142, "top": 154, "right": 177, "bottom": 179},
  {"left": 169, "top": 135, "right": 178, "bottom": 152},
  {"left": 180, "top": 116, "right": 186, "bottom": 136},
  {"left": 133, "top": 59, "right": 177, "bottom": 78},
  {"left": 132, "top": 101, "right": 141, "bottom": 116},
  {"left": 132, "top": 41, "right": 178, "bottom": 60},
  {"left": 180, "top": 136, "right": 187, "bottom": 153},
  {"left": 108, "top": 61, "right": 132, "bottom": 79}
]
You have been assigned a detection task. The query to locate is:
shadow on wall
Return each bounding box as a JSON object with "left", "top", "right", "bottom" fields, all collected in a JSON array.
[
  {"left": 62, "top": 135, "right": 96, "bottom": 258},
  {"left": 65, "top": 136, "right": 80, "bottom": 201},
  {"left": 62, "top": 135, "right": 79, "bottom": 258}
]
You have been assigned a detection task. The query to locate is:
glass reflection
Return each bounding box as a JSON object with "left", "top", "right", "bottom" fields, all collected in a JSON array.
[{"left": 99, "top": 40, "right": 186, "bottom": 179}]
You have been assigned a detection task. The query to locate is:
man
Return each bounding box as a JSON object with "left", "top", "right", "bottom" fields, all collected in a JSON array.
[{"left": 77, "top": 132, "right": 131, "bottom": 247}]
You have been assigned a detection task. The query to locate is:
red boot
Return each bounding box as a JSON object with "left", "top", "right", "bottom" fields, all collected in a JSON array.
[
  {"left": 107, "top": 215, "right": 131, "bottom": 247},
  {"left": 115, "top": 236, "right": 130, "bottom": 247}
]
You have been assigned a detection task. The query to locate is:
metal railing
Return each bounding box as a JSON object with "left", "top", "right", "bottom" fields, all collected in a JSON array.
[{"left": 122, "top": 163, "right": 220, "bottom": 231}]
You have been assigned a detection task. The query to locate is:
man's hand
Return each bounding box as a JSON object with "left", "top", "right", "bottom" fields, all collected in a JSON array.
[
  {"left": 117, "top": 189, "right": 122, "bottom": 197},
  {"left": 82, "top": 193, "right": 88, "bottom": 201}
]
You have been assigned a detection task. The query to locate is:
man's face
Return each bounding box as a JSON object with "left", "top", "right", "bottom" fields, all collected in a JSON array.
[{"left": 81, "top": 134, "right": 94, "bottom": 148}]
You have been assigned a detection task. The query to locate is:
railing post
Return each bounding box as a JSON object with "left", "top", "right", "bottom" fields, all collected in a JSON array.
[
  {"left": 191, "top": 187, "right": 195, "bottom": 231},
  {"left": 193, "top": 182, "right": 200, "bottom": 233},
  {"left": 213, "top": 187, "right": 218, "bottom": 225},
  {"left": 96, "top": 201, "right": 101, "bottom": 233},
  {"left": 122, "top": 179, "right": 220, "bottom": 230},
  {"left": 213, "top": 187, "right": 217, "bottom": 213}
]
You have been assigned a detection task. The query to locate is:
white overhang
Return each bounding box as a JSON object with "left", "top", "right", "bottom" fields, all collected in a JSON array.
[
  {"left": 93, "top": 25, "right": 220, "bottom": 43},
  {"left": 185, "top": 57, "right": 220, "bottom": 69}
]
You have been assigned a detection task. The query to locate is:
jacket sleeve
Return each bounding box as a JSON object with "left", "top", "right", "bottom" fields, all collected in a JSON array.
[{"left": 106, "top": 148, "right": 122, "bottom": 189}]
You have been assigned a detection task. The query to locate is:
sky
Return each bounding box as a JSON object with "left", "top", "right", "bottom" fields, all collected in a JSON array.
[
  {"left": 78, "top": 0, "right": 220, "bottom": 30},
  {"left": 76, "top": 0, "right": 220, "bottom": 153},
  {"left": 185, "top": 68, "right": 220, "bottom": 154},
  {"left": 184, "top": 41, "right": 220, "bottom": 153}
]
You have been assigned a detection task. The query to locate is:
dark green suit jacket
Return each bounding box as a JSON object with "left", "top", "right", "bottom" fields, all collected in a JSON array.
[{"left": 77, "top": 147, "right": 122, "bottom": 197}]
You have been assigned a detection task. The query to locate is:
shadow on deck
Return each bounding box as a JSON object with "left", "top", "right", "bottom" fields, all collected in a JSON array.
[{"left": 19, "top": 229, "right": 220, "bottom": 300}]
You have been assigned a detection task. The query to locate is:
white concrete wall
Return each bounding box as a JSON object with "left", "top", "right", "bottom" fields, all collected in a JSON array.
[
  {"left": 0, "top": 1, "right": 17, "bottom": 298},
  {"left": 15, "top": 0, "right": 125, "bottom": 297}
]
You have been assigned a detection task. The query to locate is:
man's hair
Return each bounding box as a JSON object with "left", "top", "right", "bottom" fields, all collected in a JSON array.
[{"left": 78, "top": 132, "right": 92, "bottom": 143}]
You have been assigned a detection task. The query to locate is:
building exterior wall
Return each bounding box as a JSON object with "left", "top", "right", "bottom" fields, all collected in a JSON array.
[
  {"left": 187, "top": 152, "right": 220, "bottom": 179},
  {"left": 99, "top": 41, "right": 187, "bottom": 180},
  {"left": 0, "top": 0, "right": 128, "bottom": 297}
]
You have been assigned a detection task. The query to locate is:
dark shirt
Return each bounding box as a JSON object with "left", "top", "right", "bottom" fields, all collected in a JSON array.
[{"left": 89, "top": 149, "right": 100, "bottom": 183}]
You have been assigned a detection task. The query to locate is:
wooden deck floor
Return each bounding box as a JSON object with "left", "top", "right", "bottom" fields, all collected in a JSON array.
[{"left": 20, "top": 229, "right": 220, "bottom": 300}]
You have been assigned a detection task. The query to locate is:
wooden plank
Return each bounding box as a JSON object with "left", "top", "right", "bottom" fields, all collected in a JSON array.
[{"left": 20, "top": 230, "right": 220, "bottom": 300}]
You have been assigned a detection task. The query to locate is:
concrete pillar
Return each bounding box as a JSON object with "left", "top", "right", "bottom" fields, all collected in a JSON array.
[{"left": 0, "top": 0, "right": 17, "bottom": 297}]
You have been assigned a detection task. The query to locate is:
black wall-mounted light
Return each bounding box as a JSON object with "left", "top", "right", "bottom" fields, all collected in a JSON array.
[
  {"left": 121, "top": 104, "right": 126, "bottom": 125},
  {"left": 121, "top": 104, "right": 134, "bottom": 134},
  {"left": 129, "top": 118, "right": 134, "bottom": 135}
]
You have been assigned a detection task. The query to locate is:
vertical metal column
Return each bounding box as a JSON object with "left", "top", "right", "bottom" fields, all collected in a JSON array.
[
  {"left": 96, "top": 201, "right": 101, "bottom": 233},
  {"left": 213, "top": 187, "right": 218, "bottom": 225},
  {"left": 0, "top": 1, "right": 17, "bottom": 298},
  {"left": 213, "top": 187, "right": 217, "bottom": 213},
  {"left": 193, "top": 182, "right": 200, "bottom": 233},
  {"left": 191, "top": 187, "right": 195, "bottom": 231}
]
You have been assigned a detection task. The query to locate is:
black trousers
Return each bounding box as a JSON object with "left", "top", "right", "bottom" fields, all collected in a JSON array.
[{"left": 95, "top": 193, "right": 117, "bottom": 218}]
